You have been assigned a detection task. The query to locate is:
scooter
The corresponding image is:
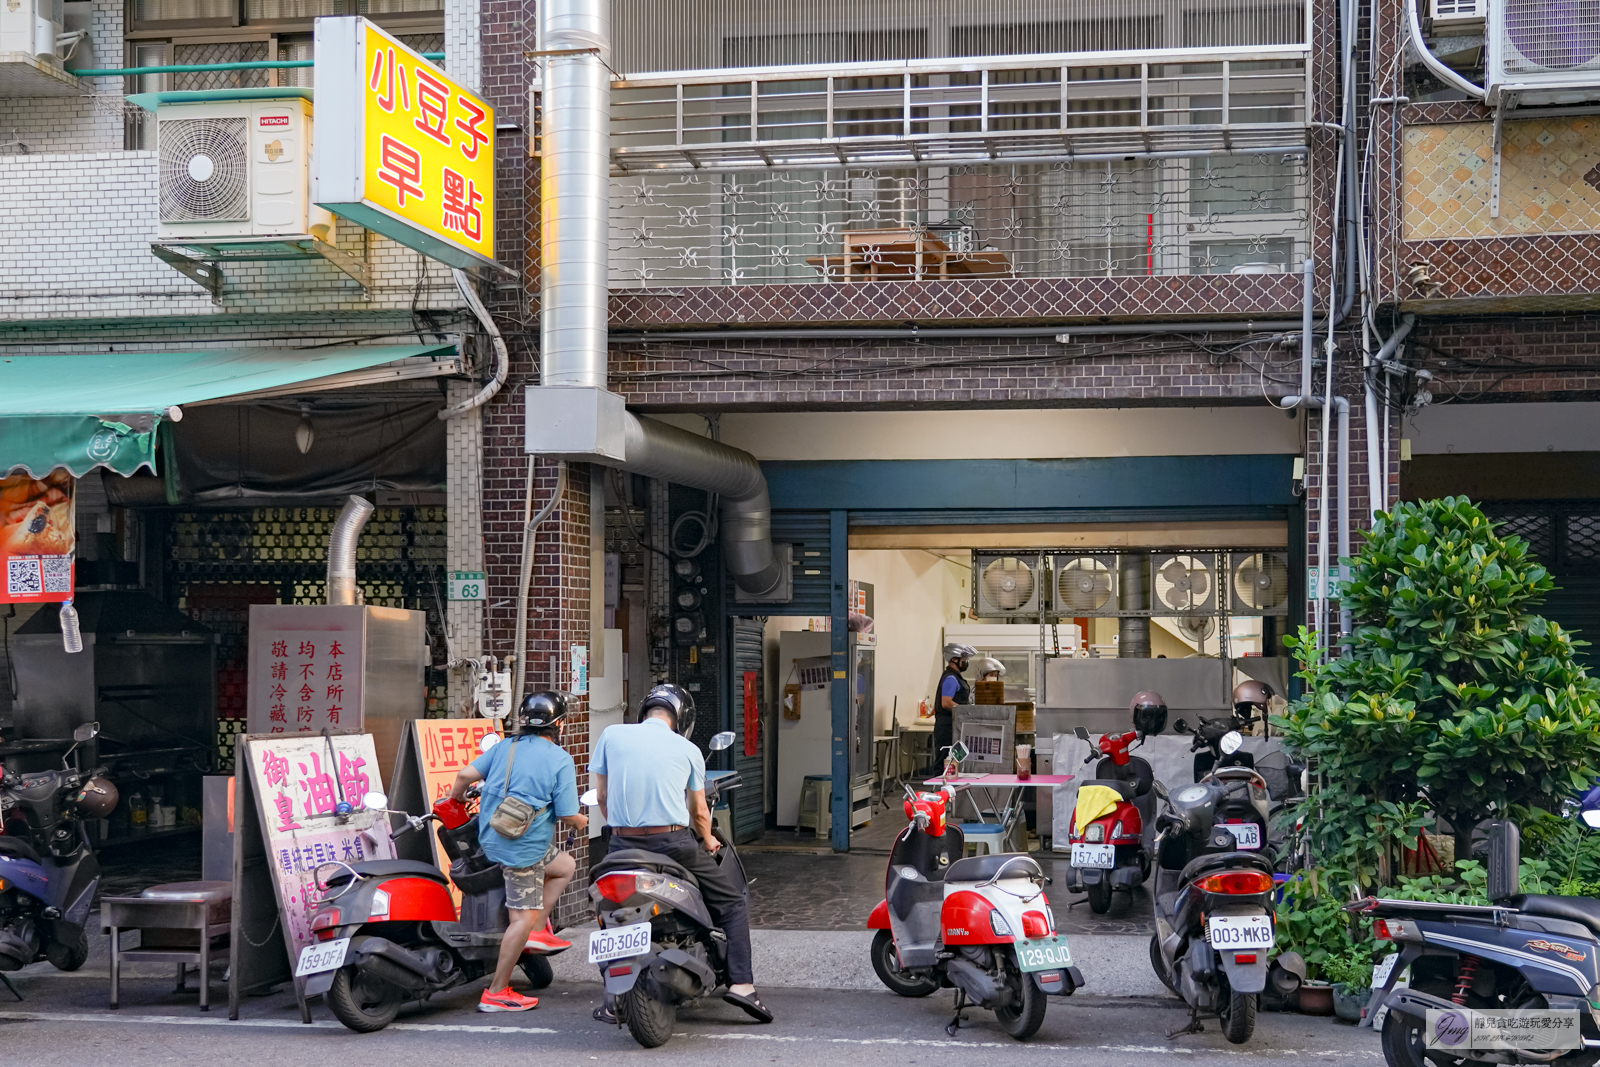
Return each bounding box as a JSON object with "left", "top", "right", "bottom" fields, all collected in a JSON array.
[
  {"left": 1064, "top": 726, "right": 1153, "bottom": 914},
  {"left": 1362, "top": 816, "right": 1600, "bottom": 1067},
  {"left": 301, "top": 780, "right": 566, "bottom": 1032},
  {"left": 0, "top": 723, "right": 115, "bottom": 987},
  {"left": 585, "top": 730, "right": 743, "bottom": 1049},
  {"left": 867, "top": 781, "right": 1085, "bottom": 1041},
  {"left": 1148, "top": 723, "right": 1301, "bottom": 1044}
]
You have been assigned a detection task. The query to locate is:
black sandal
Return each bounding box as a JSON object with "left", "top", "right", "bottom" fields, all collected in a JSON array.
[{"left": 723, "top": 990, "right": 773, "bottom": 1023}]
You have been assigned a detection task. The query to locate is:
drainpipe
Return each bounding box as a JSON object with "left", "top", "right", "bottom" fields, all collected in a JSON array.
[
  {"left": 529, "top": 0, "right": 784, "bottom": 597},
  {"left": 1334, "top": 396, "right": 1350, "bottom": 654},
  {"left": 1365, "top": 316, "right": 1416, "bottom": 517},
  {"left": 326, "top": 495, "right": 375, "bottom": 606},
  {"left": 1299, "top": 257, "right": 1315, "bottom": 402}
]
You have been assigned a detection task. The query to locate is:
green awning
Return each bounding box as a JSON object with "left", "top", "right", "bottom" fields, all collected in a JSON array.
[{"left": 0, "top": 344, "right": 456, "bottom": 478}]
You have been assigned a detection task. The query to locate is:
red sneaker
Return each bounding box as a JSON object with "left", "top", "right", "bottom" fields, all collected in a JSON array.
[
  {"left": 525, "top": 929, "right": 572, "bottom": 953},
  {"left": 479, "top": 987, "right": 539, "bottom": 1012}
]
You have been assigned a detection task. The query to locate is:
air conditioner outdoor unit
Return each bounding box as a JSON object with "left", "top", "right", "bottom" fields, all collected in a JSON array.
[
  {"left": 1487, "top": 0, "right": 1600, "bottom": 105},
  {"left": 156, "top": 96, "right": 335, "bottom": 242},
  {"left": 0, "top": 0, "right": 64, "bottom": 60},
  {"left": 1431, "top": 0, "right": 1485, "bottom": 27}
]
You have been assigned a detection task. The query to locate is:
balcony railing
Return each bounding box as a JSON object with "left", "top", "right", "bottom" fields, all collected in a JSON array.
[
  {"left": 610, "top": 155, "right": 1307, "bottom": 287},
  {"left": 609, "top": 46, "right": 1310, "bottom": 173}
]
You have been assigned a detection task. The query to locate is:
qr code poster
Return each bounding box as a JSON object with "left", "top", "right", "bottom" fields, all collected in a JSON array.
[{"left": 1, "top": 471, "right": 75, "bottom": 604}]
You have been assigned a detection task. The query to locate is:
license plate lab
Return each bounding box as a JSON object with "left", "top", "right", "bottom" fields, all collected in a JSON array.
[
  {"left": 295, "top": 937, "right": 351, "bottom": 977},
  {"left": 1207, "top": 914, "right": 1275, "bottom": 949},
  {"left": 589, "top": 922, "right": 653, "bottom": 964},
  {"left": 1071, "top": 844, "right": 1115, "bottom": 869},
  {"left": 1222, "top": 822, "right": 1261, "bottom": 849}
]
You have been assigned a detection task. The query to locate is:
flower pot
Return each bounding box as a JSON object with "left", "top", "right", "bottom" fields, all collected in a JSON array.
[
  {"left": 1332, "top": 983, "right": 1370, "bottom": 1023},
  {"left": 1298, "top": 981, "right": 1336, "bottom": 1016}
]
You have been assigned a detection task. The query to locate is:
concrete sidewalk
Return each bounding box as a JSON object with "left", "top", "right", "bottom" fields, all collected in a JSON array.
[{"left": 552, "top": 928, "right": 1170, "bottom": 997}]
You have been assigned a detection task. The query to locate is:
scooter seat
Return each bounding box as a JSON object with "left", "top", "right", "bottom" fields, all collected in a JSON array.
[
  {"left": 946, "top": 853, "right": 1043, "bottom": 884},
  {"left": 327, "top": 859, "right": 451, "bottom": 886},
  {"left": 0, "top": 835, "right": 40, "bottom": 864},
  {"left": 592, "top": 848, "right": 698, "bottom": 887},
  {"left": 1511, "top": 895, "right": 1600, "bottom": 937}
]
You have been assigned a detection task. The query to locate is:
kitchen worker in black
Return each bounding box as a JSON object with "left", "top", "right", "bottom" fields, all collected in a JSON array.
[{"left": 928, "top": 643, "right": 976, "bottom": 773}]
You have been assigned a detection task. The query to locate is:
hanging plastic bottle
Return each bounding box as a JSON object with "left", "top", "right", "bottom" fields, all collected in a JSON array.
[{"left": 59, "top": 598, "right": 83, "bottom": 654}]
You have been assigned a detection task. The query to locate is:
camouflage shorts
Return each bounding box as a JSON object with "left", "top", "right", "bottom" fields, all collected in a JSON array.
[{"left": 502, "top": 841, "right": 561, "bottom": 910}]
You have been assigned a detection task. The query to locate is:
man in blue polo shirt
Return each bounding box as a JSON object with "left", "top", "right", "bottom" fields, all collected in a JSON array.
[{"left": 591, "top": 683, "right": 770, "bottom": 1023}]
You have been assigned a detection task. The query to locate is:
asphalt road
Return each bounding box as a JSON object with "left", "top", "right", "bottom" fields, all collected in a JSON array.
[{"left": 0, "top": 970, "right": 1381, "bottom": 1067}]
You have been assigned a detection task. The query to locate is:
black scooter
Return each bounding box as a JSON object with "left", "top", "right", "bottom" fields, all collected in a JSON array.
[
  {"left": 0, "top": 723, "right": 113, "bottom": 987},
  {"left": 586, "top": 731, "right": 742, "bottom": 1049},
  {"left": 1149, "top": 720, "right": 1303, "bottom": 1044},
  {"left": 1361, "top": 820, "right": 1600, "bottom": 1067}
]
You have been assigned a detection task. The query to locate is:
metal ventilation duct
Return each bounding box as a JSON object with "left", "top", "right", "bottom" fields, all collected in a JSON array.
[{"left": 530, "top": 0, "right": 785, "bottom": 598}]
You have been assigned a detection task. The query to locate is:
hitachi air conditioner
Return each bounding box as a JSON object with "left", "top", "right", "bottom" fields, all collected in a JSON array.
[
  {"left": 0, "top": 0, "right": 64, "bottom": 60},
  {"left": 1487, "top": 0, "right": 1600, "bottom": 104},
  {"left": 156, "top": 96, "right": 335, "bottom": 242}
]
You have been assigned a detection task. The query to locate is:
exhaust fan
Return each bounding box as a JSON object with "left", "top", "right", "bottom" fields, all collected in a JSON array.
[
  {"left": 1152, "top": 553, "right": 1217, "bottom": 615},
  {"left": 1051, "top": 555, "right": 1117, "bottom": 614},
  {"left": 972, "top": 554, "right": 1041, "bottom": 618},
  {"left": 1230, "top": 551, "right": 1290, "bottom": 614}
]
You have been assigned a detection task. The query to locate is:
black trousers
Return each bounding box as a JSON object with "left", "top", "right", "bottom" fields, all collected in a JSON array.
[
  {"left": 926, "top": 709, "right": 954, "bottom": 774},
  {"left": 607, "top": 829, "right": 753, "bottom": 985}
]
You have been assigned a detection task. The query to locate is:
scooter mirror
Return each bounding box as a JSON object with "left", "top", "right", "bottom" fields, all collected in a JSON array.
[
  {"left": 1583, "top": 809, "right": 1600, "bottom": 829},
  {"left": 1172, "top": 718, "right": 1191, "bottom": 735},
  {"left": 580, "top": 789, "right": 599, "bottom": 807},
  {"left": 478, "top": 733, "right": 500, "bottom": 754},
  {"left": 1073, "top": 726, "right": 1091, "bottom": 741},
  {"left": 709, "top": 730, "right": 736, "bottom": 752},
  {"left": 1154, "top": 779, "right": 1169, "bottom": 801},
  {"left": 1220, "top": 730, "right": 1244, "bottom": 755},
  {"left": 73, "top": 722, "right": 99, "bottom": 742},
  {"left": 362, "top": 791, "right": 389, "bottom": 812}
]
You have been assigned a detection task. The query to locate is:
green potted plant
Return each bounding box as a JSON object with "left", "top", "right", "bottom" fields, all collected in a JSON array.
[{"left": 1324, "top": 953, "right": 1375, "bottom": 1022}]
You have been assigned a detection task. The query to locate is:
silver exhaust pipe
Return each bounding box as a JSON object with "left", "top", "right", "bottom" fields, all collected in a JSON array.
[{"left": 326, "top": 495, "right": 375, "bottom": 606}]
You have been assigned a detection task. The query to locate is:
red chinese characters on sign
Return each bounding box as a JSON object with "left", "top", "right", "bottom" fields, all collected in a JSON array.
[
  {"left": 413, "top": 67, "right": 452, "bottom": 146},
  {"left": 377, "top": 134, "right": 425, "bottom": 206},
  {"left": 441, "top": 167, "right": 483, "bottom": 241},
  {"left": 455, "top": 97, "right": 489, "bottom": 161},
  {"left": 252, "top": 630, "right": 360, "bottom": 735},
  {"left": 369, "top": 46, "right": 411, "bottom": 114}
]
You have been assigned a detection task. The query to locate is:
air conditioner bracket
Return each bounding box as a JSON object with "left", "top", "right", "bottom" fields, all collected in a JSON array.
[{"left": 149, "top": 243, "right": 223, "bottom": 306}]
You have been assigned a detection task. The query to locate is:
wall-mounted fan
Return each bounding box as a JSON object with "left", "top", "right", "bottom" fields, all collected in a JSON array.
[
  {"left": 1174, "top": 615, "right": 1216, "bottom": 652},
  {"left": 1152, "top": 553, "right": 1217, "bottom": 614},
  {"left": 1231, "top": 551, "right": 1290, "bottom": 614},
  {"left": 972, "top": 553, "right": 1041, "bottom": 617},
  {"left": 1052, "top": 555, "right": 1116, "bottom": 614}
]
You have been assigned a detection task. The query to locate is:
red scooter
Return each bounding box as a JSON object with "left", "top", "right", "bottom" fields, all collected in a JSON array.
[
  {"left": 299, "top": 786, "right": 565, "bottom": 1032},
  {"left": 1064, "top": 727, "right": 1154, "bottom": 914},
  {"left": 868, "top": 784, "right": 1083, "bottom": 1041}
]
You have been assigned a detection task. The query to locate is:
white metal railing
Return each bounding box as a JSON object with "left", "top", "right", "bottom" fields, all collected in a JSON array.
[{"left": 608, "top": 46, "right": 1310, "bottom": 173}]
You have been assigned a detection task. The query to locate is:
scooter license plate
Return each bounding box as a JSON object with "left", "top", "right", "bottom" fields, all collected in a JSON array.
[
  {"left": 1207, "top": 914, "right": 1274, "bottom": 949},
  {"left": 1015, "top": 935, "right": 1073, "bottom": 973},
  {"left": 1071, "top": 844, "right": 1115, "bottom": 869},
  {"left": 1222, "top": 822, "right": 1261, "bottom": 850},
  {"left": 589, "top": 922, "right": 653, "bottom": 964},
  {"left": 294, "top": 937, "right": 351, "bottom": 977}
]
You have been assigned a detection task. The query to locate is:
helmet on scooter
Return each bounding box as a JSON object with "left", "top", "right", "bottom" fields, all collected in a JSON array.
[
  {"left": 1232, "top": 679, "right": 1275, "bottom": 716},
  {"left": 641, "top": 683, "right": 697, "bottom": 738},
  {"left": 513, "top": 691, "right": 570, "bottom": 736},
  {"left": 71, "top": 776, "right": 118, "bottom": 819},
  {"left": 1130, "top": 691, "right": 1168, "bottom": 737}
]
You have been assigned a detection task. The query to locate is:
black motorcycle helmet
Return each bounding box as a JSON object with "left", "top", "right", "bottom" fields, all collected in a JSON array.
[
  {"left": 514, "top": 691, "right": 570, "bottom": 736},
  {"left": 641, "top": 683, "right": 697, "bottom": 738},
  {"left": 1130, "top": 690, "right": 1168, "bottom": 738}
]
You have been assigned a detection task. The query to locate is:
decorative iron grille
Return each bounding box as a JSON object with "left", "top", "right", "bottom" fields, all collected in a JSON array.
[{"left": 610, "top": 155, "right": 1307, "bottom": 286}]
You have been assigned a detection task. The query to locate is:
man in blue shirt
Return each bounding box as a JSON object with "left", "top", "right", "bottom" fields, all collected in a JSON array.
[
  {"left": 450, "top": 691, "right": 586, "bottom": 1012},
  {"left": 592, "top": 683, "right": 770, "bottom": 1023},
  {"left": 929, "top": 643, "right": 976, "bottom": 773}
]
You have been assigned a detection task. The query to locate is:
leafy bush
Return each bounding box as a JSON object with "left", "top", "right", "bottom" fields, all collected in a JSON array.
[
  {"left": 1323, "top": 953, "right": 1374, "bottom": 989},
  {"left": 1275, "top": 870, "right": 1372, "bottom": 980},
  {"left": 1276, "top": 497, "right": 1600, "bottom": 884}
]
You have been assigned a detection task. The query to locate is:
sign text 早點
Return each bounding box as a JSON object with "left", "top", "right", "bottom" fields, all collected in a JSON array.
[{"left": 364, "top": 32, "right": 494, "bottom": 261}]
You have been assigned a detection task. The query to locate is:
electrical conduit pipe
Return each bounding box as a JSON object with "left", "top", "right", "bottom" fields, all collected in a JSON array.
[
  {"left": 326, "top": 495, "right": 376, "bottom": 606},
  {"left": 1364, "top": 316, "right": 1416, "bottom": 518}
]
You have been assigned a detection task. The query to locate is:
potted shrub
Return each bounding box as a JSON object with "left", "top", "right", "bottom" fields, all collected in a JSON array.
[{"left": 1324, "top": 953, "right": 1374, "bottom": 1023}]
